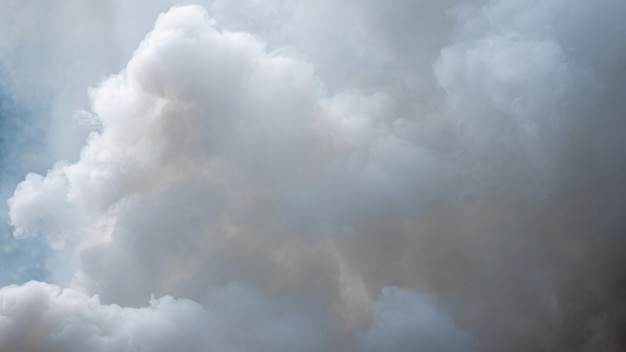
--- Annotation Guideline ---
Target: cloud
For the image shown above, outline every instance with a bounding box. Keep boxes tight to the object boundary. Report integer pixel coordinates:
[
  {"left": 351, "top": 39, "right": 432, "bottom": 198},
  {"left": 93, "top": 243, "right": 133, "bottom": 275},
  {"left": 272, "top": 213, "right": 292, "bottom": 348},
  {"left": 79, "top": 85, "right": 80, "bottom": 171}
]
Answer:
[
  {"left": 360, "top": 287, "right": 474, "bottom": 352},
  {"left": 2, "top": 1, "right": 626, "bottom": 351},
  {"left": 0, "top": 280, "right": 211, "bottom": 352}
]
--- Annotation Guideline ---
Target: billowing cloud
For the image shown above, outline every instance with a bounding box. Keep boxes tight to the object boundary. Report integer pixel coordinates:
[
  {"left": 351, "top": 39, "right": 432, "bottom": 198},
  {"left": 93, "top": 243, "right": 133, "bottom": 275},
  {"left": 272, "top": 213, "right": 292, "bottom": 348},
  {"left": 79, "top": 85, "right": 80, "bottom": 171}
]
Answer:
[
  {"left": 0, "top": 281, "right": 211, "bottom": 352},
  {"left": 2, "top": 1, "right": 626, "bottom": 351}
]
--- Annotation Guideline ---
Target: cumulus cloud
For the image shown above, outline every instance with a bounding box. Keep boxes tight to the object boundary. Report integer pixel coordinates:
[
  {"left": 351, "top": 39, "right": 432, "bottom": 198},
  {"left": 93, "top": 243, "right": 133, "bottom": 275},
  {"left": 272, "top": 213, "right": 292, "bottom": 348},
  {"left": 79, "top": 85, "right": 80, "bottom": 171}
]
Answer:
[
  {"left": 360, "top": 287, "right": 474, "bottom": 352},
  {"left": 5, "top": 5, "right": 473, "bottom": 351},
  {"left": 2, "top": 1, "right": 626, "bottom": 351}
]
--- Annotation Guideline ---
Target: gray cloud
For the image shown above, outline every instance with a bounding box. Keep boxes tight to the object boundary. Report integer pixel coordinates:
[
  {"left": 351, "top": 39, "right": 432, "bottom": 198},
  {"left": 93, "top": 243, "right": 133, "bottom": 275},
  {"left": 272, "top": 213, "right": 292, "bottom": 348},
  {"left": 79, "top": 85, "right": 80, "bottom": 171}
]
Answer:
[{"left": 2, "top": 1, "right": 626, "bottom": 351}]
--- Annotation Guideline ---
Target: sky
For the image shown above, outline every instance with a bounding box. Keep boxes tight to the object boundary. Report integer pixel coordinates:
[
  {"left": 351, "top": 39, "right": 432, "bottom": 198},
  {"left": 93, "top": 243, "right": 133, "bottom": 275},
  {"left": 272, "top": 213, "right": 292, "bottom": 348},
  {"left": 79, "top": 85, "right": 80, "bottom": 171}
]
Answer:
[{"left": 0, "top": 0, "right": 626, "bottom": 351}]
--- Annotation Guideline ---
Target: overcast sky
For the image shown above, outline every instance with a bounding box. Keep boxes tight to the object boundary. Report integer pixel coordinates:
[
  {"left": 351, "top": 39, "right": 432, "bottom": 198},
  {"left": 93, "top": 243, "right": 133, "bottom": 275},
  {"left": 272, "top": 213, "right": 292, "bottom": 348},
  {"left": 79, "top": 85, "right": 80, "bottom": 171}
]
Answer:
[{"left": 1, "top": 1, "right": 626, "bottom": 351}]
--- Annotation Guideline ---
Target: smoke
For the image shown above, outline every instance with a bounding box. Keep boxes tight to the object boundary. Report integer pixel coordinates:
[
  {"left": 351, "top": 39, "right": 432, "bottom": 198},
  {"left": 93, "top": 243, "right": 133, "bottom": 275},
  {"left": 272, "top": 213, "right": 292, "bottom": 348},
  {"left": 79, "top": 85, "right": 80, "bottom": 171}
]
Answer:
[{"left": 2, "top": 1, "right": 626, "bottom": 351}]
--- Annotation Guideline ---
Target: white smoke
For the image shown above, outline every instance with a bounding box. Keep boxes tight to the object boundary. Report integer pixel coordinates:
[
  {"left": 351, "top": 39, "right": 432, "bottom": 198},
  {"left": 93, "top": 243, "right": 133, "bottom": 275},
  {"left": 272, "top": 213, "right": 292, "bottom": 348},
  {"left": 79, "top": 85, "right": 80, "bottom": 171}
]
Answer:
[{"left": 2, "top": 1, "right": 626, "bottom": 351}]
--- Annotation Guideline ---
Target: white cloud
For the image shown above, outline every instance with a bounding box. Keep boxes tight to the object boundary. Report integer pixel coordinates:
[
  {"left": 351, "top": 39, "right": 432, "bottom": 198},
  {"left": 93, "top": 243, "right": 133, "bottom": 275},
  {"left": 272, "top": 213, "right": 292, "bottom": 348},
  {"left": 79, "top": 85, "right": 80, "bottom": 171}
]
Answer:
[
  {"left": 0, "top": 281, "right": 211, "bottom": 352},
  {"left": 2, "top": 1, "right": 626, "bottom": 351}
]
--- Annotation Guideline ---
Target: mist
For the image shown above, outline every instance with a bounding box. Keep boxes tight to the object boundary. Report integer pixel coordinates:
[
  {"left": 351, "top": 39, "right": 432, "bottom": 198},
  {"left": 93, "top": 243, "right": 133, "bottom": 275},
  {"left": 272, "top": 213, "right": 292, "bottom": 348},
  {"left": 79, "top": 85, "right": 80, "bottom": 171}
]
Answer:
[{"left": 1, "top": 1, "right": 626, "bottom": 351}]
